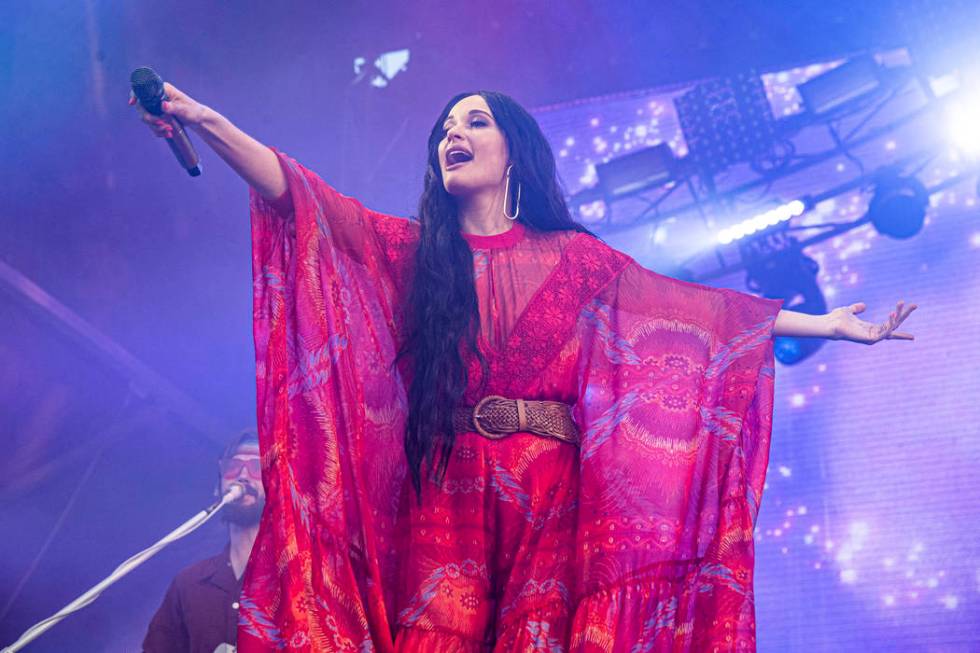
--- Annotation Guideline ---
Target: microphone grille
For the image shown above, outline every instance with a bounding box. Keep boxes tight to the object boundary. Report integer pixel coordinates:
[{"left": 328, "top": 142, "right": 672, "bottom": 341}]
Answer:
[{"left": 130, "top": 67, "right": 165, "bottom": 115}]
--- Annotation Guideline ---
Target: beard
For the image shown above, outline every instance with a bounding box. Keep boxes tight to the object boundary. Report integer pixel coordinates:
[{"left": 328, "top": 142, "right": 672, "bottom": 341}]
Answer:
[{"left": 221, "top": 485, "right": 265, "bottom": 526}]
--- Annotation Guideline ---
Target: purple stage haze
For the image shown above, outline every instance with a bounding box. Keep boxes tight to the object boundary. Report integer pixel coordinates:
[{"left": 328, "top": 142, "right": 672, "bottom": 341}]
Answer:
[{"left": 1, "top": 3, "right": 977, "bottom": 651}]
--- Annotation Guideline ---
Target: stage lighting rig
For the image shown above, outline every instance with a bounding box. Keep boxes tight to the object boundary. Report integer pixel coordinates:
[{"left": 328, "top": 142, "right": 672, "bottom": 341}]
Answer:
[
  {"left": 740, "top": 231, "right": 827, "bottom": 366},
  {"left": 674, "top": 72, "right": 777, "bottom": 181},
  {"left": 797, "top": 55, "right": 885, "bottom": 118},
  {"left": 716, "top": 199, "right": 807, "bottom": 245},
  {"left": 595, "top": 143, "right": 677, "bottom": 200},
  {"left": 867, "top": 167, "right": 929, "bottom": 240}
]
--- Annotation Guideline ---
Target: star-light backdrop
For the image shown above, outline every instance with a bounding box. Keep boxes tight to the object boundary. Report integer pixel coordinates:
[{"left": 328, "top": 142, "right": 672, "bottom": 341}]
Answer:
[{"left": 536, "top": 57, "right": 980, "bottom": 652}]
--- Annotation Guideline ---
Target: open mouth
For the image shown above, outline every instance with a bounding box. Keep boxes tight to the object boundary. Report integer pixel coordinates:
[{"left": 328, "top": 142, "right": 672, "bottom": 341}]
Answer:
[{"left": 445, "top": 147, "right": 473, "bottom": 168}]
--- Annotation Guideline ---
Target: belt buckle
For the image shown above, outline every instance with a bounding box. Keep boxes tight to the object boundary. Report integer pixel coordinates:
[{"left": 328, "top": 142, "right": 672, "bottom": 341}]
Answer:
[{"left": 472, "top": 394, "right": 508, "bottom": 440}]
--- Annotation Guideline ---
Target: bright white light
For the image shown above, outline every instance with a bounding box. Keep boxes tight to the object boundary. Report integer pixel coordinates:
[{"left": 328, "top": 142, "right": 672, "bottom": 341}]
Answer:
[
  {"left": 946, "top": 91, "right": 980, "bottom": 158},
  {"left": 850, "top": 522, "right": 870, "bottom": 539},
  {"left": 355, "top": 49, "right": 411, "bottom": 88},
  {"left": 375, "top": 50, "right": 410, "bottom": 78},
  {"left": 716, "top": 200, "right": 807, "bottom": 244},
  {"left": 940, "top": 594, "right": 959, "bottom": 610},
  {"left": 930, "top": 72, "right": 960, "bottom": 97}
]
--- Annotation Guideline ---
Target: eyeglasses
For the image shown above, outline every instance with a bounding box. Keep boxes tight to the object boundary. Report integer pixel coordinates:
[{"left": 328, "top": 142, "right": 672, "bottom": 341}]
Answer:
[{"left": 219, "top": 457, "right": 262, "bottom": 480}]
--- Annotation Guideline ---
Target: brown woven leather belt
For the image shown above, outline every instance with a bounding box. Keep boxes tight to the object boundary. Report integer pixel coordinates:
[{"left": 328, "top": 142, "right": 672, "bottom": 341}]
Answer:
[{"left": 452, "top": 395, "right": 579, "bottom": 445}]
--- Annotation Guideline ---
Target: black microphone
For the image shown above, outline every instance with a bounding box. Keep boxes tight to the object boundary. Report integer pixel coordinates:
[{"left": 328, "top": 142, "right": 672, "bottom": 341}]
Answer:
[{"left": 130, "top": 67, "right": 202, "bottom": 177}]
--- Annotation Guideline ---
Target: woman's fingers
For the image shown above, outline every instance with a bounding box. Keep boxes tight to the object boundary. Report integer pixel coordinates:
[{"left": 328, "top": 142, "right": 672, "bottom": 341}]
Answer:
[
  {"left": 882, "top": 301, "right": 917, "bottom": 341},
  {"left": 162, "top": 81, "right": 180, "bottom": 100},
  {"left": 888, "top": 331, "right": 915, "bottom": 341},
  {"left": 142, "top": 110, "right": 173, "bottom": 137},
  {"left": 157, "top": 81, "right": 204, "bottom": 124},
  {"left": 130, "top": 79, "right": 206, "bottom": 131},
  {"left": 141, "top": 111, "right": 174, "bottom": 138},
  {"left": 129, "top": 89, "right": 176, "bottom": 138},
  {"left": 834, "top": 300, "right": 918, "bottom": 344},
  {"left": 893, "top": 303, "right": 917, "bottom": 328}
]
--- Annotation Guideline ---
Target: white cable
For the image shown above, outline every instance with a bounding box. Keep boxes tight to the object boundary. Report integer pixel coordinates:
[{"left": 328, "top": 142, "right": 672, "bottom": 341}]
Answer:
[{"left": 1, "top": 484, "right": 245, "bottom": 653}]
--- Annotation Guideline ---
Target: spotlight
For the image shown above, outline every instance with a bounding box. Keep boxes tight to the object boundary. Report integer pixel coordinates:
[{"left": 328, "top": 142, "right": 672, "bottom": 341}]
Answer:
[
  {"left": 945, "top": 88, "right": 980, "bottom": 158},
  {"left": 595, "top": 143, "right": 676, "bottom": 199},
  {"left": 867, "top": 169, "right": 929, "bottom": 239},
  {"left": 675, "top": 72, "right": 777, "bottom": 176},
  {"left": 797, "top": 55, "right": 883, "bottom": 117},
  {"left": 741, "top": 233, "right": 827, "bottom": 366}
]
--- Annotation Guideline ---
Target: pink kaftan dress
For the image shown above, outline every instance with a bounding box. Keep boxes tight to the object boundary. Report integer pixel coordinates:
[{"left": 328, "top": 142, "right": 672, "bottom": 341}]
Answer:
[{"left": 238, "top": 151, "right": 783, "bottom": 653}]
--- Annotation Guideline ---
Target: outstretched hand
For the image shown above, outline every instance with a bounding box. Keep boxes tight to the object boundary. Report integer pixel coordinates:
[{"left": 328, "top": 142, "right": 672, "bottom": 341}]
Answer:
[
  {"left": 129, "top": 81, "right": 208, "bottom": 138},
  {"left": 828, "top": 300, "right": 917, "bottom": 344}
]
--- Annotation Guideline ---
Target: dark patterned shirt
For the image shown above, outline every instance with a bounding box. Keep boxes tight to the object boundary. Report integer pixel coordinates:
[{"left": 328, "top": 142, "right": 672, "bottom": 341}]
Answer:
[{"left": 143, "top": 548, "right": 242, "bottom": 653}]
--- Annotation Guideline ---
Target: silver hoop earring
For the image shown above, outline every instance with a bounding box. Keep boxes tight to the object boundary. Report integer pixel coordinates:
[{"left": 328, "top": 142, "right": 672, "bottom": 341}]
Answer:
[{"left": 504, "top": 164, "right": 521, "bottom": 221}]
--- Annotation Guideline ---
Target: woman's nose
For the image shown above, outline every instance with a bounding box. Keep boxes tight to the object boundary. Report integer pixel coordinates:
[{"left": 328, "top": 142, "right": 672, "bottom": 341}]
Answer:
[{"left": 445, "top": 123, "right": 464, "bottom": 141}]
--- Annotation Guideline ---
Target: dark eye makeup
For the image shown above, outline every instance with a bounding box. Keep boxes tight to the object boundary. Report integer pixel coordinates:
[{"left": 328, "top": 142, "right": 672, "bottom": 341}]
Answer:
[{"left": 442, "top": 111, "right": 493, "bottom": 134}]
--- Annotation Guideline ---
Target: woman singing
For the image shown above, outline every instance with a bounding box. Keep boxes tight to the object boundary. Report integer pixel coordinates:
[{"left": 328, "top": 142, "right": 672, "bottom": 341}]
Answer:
[{"left": 133, "top": 84, "right": 915, "bottom": 652}]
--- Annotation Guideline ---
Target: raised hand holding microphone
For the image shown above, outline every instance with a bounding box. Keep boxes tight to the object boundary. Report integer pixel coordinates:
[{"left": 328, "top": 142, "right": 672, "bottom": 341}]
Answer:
[
  {"left": 130, "top": 68, "right": 205, "bottom": 176},
  {"left": 129, "top": 69, "right": 287, "bottom": 198}
]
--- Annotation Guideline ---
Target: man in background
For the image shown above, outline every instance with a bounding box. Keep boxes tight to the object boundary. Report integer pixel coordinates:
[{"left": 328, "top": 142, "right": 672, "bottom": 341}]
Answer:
[{"left": 143, "top": 429, "right": 264, "bottom": 653}]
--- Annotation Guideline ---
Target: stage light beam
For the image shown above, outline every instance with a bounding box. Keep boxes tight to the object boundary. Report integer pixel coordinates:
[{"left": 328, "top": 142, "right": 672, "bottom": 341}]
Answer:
[{"left": 717, "top": 200, "right": 806, "bottom": 245}]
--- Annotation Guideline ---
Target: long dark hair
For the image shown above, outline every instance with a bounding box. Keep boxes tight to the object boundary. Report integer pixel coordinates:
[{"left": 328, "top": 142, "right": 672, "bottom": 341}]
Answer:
[{"left": 400, "top": 91, "right": 591, "bottom": 497}]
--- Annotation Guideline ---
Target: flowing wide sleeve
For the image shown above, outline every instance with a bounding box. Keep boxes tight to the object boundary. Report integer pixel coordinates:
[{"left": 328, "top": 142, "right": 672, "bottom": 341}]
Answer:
[
  {"left": 239, "top": 150, "right": 417, "bottom": 653},
  {"left": 570, "top": 260, "right": 783, "bottom": 651}
]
